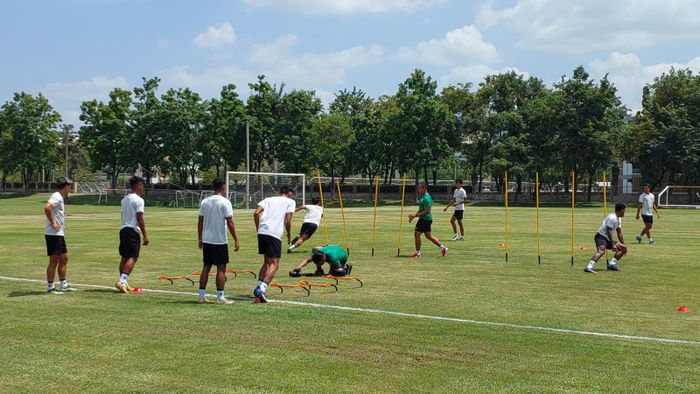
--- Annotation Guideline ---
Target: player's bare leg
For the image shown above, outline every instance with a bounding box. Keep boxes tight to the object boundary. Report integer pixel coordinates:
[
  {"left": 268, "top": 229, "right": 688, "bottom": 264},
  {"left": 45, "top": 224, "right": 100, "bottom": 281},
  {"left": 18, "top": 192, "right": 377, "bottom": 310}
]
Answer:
[
  {"left": 116, "top": 257, "right": 138, "bottom": 293},
  {"left": 411, "top": 231, "right": 422, "bottom": 257},
  {"left": 585, "top": 244, "right": 607, "bottom": 273},
  {"left": 46, "top": 255, "right": 61, "bottom": 293},
  {"left": 425, "top": 231, "right": 447, "bottom": 256},
  {"left": 607, "top": 243, "right": 626, "bottom": 271},
  {"left": 254, "top": 256, "right": 280, "bottom": 303},
  {"left": 458, "top": 219, "right": 465, "bottom": 239}
]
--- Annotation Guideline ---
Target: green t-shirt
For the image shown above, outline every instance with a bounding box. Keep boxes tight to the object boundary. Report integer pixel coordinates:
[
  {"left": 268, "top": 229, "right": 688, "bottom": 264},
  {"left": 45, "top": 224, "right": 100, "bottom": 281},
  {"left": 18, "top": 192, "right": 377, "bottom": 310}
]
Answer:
[
  {"left": 317, "top": 245, "right": 348, "bottom": 269},
  {"left": 418, "top": 193, "right": 433, "bottom": 221}
]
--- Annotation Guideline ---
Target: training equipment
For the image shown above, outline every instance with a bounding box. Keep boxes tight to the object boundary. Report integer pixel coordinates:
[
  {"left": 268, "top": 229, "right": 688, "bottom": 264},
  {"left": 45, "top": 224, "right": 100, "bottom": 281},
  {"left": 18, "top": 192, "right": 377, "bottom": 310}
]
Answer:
[
  {"left": 157, "top": 275, "right": 195, "bottom": 285},
  {"left": 504, "top": 171, "right": 509, "bottom": 262},
  {"left": 316, "top": 171, "right": 330, "bottom": 245},
  {"left": 225, "top": 171, "right": 306, "bottom": 209},
  {"left": 397, "top": 174, "right": 407, "bottom": 257},
  {"left": 371, "top": 176, "right": 379, "bottom": 256},
  {"left": 132, "top": 287, "right": 143, "bottom": 293},
  {"left": 115, "top": 282, "right": 128, "bottom": 293},
  {"left": 536, "top": 172, "right": 541, "bottom": 264},
  {"left": 570, "top": 171, "right": 575, "bottom": 266},
  {"left": 336, "top": 181, "right": 350, "bottom": 254},
  {"left": 677, "top": 306, "right": 689, "bottom": 313},
  {"left": 658, "top": 185, "right": 700, "bottom": 209}
]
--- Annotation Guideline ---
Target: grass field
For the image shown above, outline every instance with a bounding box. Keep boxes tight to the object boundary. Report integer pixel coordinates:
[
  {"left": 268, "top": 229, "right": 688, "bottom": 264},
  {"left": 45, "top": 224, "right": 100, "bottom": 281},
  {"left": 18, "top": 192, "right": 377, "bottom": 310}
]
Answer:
[{"left": 1, "top": 194, "right": 699, "bottom": 393}]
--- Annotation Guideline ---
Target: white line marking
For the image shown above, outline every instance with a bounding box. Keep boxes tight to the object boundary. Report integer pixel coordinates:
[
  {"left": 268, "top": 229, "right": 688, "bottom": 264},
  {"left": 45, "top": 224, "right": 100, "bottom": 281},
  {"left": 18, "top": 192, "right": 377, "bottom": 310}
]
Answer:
[{"left": 2, "top": 275, "right": 698, "bottom": 346}]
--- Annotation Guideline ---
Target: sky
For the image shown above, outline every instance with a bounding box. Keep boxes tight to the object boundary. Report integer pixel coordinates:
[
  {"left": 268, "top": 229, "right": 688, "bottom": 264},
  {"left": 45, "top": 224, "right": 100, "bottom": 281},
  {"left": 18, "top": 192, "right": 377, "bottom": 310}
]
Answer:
[{"left": 2, "top": 0, "right": 700, "bottom": 125}]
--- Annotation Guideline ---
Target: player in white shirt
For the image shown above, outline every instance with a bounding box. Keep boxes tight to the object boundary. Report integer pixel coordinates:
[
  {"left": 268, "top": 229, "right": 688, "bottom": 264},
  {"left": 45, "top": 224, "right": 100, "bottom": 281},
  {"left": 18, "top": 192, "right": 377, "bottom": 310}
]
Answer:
[
  {"left": 197, "top": 179, "right": 239, "bottom": 304},
  {"left": 287, "top": 197, "right": 323, "bottom": 253},
  {"left": 585, "top": 203, "right": 627, "bottom": 273},
  {"left": 635, "top": 184, "right": 660, "bottom": 245},
  {"left": 443, "top": 179, "right": 467, "bottom": 241},
  {"left": 43, "top": 177, "right": 75, "bottom": 294},
  {"left": 252, "top": 186, "right": 296, "bottom": 303},
  {"left": 115, "top": 177, "right": 149, "bottom": 293}
]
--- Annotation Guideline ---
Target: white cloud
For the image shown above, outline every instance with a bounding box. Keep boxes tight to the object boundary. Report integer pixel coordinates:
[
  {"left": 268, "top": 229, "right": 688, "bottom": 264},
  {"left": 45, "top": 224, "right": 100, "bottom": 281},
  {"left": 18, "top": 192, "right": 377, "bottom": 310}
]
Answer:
[
  {"left": 242, "top": 0, "right": 444, "bottom": 14},
  {"left": 43, "top": 75, "right": 130, "bottom": 125},
  {"left": 193, "top": 23, "right": 237, "bottom": 48},
  {"left": 589, "top": 52, "right": 700, "bottom": 111},
  {"left": 397, "top": 24, "right": 498, "bottom": 65},
  {"left": 477, "top": 0, "right": 700, "bottom": 52},
  {"left": 160, "top": 65, "right": 254, "bottom": 98},
  {"left": 440, "top": 65, "right": 530, "bottom": 87}
]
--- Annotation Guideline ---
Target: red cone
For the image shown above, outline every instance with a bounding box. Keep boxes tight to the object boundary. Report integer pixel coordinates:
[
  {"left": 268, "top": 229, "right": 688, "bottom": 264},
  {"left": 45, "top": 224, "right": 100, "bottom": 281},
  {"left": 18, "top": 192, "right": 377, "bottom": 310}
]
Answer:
[
  {"left": 677, "top": 306, "right": 689, "bottom": 313},
  {"left": 132, "top": 287, "right": 143, "bottom": 293}
]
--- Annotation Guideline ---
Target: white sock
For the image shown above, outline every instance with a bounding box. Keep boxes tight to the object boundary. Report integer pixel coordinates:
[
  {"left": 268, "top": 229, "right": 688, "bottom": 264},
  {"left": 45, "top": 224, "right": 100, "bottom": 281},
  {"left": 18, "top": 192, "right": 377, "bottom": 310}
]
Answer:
[
  {"left": 216, "top": 290, "right": 224, "bottom": 300},
  {"left": 288, "top": 244, "right": 296, "bottom": 250},
  {"left": 256, "top": 280, "right": 269, "bottom": 294},
  {"left": 453, "top": 233, "right": 458, "bottom": 237},
  {"left": 609, "top": 258, "right": 618, "bottom": 266},
  {"left": 48, "top": 282, "right": 55, "bottom": 291},
  {"left": 649, "top": 237, "right": 653, "bottom": 242},
  {"left": 415, "top": 250, "right": 421, "bottom": 255},
  {"left": 439, "top": 244, "right": 445, "bottom": 250},
  {"left": 119, "top": 273, "right": 129, "bottom": 285},
  {"left": 587, "top": 260, "right": 596, "bottom": 269},
  {"left": 60, "top": 280, "right": 68, "bottom": 289},
  {"left": 198, "top": 288, "right": 206, "bottom": 298}
]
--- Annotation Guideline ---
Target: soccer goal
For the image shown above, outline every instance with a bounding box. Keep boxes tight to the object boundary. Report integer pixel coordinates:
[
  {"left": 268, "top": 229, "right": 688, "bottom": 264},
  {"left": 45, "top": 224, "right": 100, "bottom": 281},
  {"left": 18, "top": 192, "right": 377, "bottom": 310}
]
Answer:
[
  {"left": 657, "top": 185, "right": 700, "bottom": 209},
  {"left": 226, "top": 171, "right": 306, "bottom": 209}
]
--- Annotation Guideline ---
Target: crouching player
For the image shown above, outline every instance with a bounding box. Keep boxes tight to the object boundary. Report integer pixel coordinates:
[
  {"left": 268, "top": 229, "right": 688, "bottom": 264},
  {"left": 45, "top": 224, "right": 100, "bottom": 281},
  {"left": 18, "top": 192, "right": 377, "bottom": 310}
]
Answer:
[
  {"left": 287, "top": 197, "right": 323, "bottom": 253},
  {"left": 289, "top": 244, "right": 352, "bottom": 277},
  {"left": 585, "top": 203, "right": 627, "bottom": 274}
]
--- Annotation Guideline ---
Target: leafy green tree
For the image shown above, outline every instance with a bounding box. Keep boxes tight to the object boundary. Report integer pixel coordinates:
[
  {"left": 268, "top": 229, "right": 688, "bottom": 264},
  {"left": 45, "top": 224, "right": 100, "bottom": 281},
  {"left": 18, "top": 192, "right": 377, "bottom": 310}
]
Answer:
[
  {"left": 309, "top": 112, "right": 355, "bottom": 186},
  {"left": 80, "top": 88, "right": 133, "bottom": 189},
  {"left": 130, "top": 77, "right": 164, "bottom": 184},
  {"left": 1, "top": 92, "right": 62, "bottom": 190},
  {"left": 272, "top": 89, "right": 323, "bottom": 174},
  {"left": 632, "top": 68, "right": 700, "bottom": 190},
  {"left": 205, "top": 84, "right": 247, "bottom": 178},
  {"left": 330, "top": 87, "right": 374, "bottom": 182},
  {"left": 246, "top": 75, "right": 283, "bottom": 172}
]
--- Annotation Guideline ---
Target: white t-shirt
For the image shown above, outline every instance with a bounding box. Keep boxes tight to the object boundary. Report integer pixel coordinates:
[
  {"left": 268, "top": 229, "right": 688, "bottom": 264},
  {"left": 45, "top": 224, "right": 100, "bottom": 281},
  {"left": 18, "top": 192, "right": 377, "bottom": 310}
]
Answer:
[
  {"left": 199, "top": 194, "right": 234, "bottom": 245},
  {"left": 303, "top": 205, "right": 323, "bottom": 225},
  {"left": 257, "top": 196, "right": 296, "bottom": 240},
  {"left": 639, "top": 193, "right": 655, "bottom": 216},
  {"left": 597, "top": 213, "right": 621, "bottom": 240},
  {"left": 121, "top": 193, "right": 145, "bottom": 233},
  {"left": 453, "top": 187, "right": 467, "bottom": 211},
  {"left": 45, "top": 192, "right": 65, "bottom": 236}
]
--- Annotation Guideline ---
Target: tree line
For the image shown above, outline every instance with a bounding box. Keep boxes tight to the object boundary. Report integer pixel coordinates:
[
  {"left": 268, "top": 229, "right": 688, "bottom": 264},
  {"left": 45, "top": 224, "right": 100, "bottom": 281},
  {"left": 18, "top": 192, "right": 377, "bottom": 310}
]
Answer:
[{"left": 1, "top": 66, "right": 699, "bottom": 200}]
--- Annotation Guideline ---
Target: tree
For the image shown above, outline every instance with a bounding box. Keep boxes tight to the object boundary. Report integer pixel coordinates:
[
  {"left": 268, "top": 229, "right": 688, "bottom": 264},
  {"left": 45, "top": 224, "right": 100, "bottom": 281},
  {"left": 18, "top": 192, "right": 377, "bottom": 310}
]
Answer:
[
  {"left": 130, "top": 77, "right": 164, "bottom": 184},
  {"left": 246, "top": 75, "right": 283, "bottom": 172},
  {"left": 1, "top": 92, "right": 62, "bottom": 190},
  {"left": 204, "top": 84, "right": 247, "bottom": 178},
  {"left": 330, "top": 87, "right": 374, "bottom": 182},
  {"left": 631, "top": 68, "right": 700, "bottom": 190},
  {"left": 309, "top": 112, "right": 355, "bottom": 186},
  {"left": 80, "top": 88, "right": 133, "bottom": 189},
  {"left": 272, "top": 89, "right": 323, "bottom": 174}
]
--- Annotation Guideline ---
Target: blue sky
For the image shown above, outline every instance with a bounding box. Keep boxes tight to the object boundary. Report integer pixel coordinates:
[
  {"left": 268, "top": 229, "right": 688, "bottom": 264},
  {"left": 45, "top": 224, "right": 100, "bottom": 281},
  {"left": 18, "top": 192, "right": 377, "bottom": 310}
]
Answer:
[{"left": 2, "top": 0, "right": 699, "bottom": 125}]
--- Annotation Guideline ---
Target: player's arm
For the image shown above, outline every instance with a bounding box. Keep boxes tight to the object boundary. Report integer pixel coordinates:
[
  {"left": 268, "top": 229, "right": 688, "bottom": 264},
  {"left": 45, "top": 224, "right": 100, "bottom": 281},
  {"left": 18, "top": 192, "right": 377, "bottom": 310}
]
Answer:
[
  {"left": 253, "top": 206, "right": 264, "bottom": 230},
  {"left": 606, "top": 226, "right": 614, "bottom": 244},
  {"left": 653, "top": 201, "right": 660, "bottom": 218},
  {"left": 284, "top": 212, "right": 293, "bottom": 244},
  {"left": 295, "top": 206, "right": 307, "bottom": 213},
  {"left": 636, "top": 201, "right": 642, "bottom": 219},
  {"left": 226, "top": 217, "right": 239, "bottom": 251},
  {"left": 293, "top": 256, "right": 313, "bottom": 272},
  {"left": 444, "top": 199, "right": 455, "bottom": 211},
  {"left": 43, "top": 201, "right": 60, "bottom": 231},
  {"left": 136, "top": 212, "right": 149, "bottom": 245},
  {"left": 616, "top": 227, "right": 625, "bottom": 245},
  {"left": 197, "top": 216, "right": 204, "bottom": 249}
]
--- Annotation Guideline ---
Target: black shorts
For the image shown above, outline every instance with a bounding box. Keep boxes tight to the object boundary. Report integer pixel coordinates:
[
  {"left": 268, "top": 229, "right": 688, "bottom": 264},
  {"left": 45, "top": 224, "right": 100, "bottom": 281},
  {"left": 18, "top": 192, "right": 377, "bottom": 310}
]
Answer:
[
  {"left": 452, "top": 210, "right": 464, "bottom": 220},
  {"left": 45, "top": 235, "right": 67, "bottom": 256},
  {"left": 642, "top": 215, "right": 653, "bottom": 225},
  {"left": 119, "top": 227, "right": 141, "bottom": 258},
  {"left": 299, "top": 222, "right": 318, "bottom": 237},
  {"left": 258, "top": 234, "right": 282, "bottom": 258},
  {"left": 415, "top": 218, "right": 432, "bottom": 233},
  {"left": 202, "top": 243, "right": 229, "bottom": 266},
  {"left": 594, "top": 233, "right": 614, "bottom": 250}
]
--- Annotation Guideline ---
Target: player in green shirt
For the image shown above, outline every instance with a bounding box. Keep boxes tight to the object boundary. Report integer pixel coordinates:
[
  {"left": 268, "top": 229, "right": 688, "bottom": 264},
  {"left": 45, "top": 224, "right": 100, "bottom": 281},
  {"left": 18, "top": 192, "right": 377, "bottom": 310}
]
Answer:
[
  {"left": 289, "top": 244, "right": 353, "bottom": 277},
  {"left": 408, "top": 182, "right": 447, "bottom": 258}
]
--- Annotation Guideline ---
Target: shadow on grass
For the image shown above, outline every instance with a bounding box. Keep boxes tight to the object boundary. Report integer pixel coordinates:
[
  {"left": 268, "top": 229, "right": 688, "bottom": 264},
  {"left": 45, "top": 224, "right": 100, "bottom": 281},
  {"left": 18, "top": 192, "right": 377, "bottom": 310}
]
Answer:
[
  {"left": 0, "top": 192, "right": 36, "bottom": 200},
  {"left": 7, "top": 290, "right": 47, "bottom": 297}
]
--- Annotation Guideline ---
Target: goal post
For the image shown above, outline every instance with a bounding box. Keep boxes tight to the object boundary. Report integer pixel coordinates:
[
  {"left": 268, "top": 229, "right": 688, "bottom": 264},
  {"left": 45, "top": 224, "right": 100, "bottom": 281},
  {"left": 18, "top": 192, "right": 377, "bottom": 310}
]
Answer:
[
  {"left": 225, "top": 171, "right": 306, "bottom": 208},
  {"left": 657, "top": 185, "right": 700, "bottom": 209}
]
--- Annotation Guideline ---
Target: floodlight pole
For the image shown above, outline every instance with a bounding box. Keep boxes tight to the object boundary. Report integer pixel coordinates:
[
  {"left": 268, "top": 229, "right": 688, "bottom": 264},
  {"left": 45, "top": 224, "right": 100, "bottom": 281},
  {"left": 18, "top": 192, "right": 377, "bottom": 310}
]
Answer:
[
  {"left": 246, "top": 121, "right": 250, "bottom": 209},
  {"left": 64, "top": 126, "right": 69, "bottom": 179}
]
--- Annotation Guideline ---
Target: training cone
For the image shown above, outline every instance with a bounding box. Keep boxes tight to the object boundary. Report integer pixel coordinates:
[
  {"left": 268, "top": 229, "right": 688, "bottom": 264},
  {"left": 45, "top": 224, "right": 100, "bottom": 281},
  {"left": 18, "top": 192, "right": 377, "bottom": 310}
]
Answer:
[
  {"left": 132, "top": 287, "right": 143, "bottom": 293},
  {"left": 579, "top": 246, "right": 587, "bottom": 251},
  {"left": 677, "top": 306, "right": 689, "bottom": 313},
  {"left": 498, "top": 242, "right": 505, "bottom": 248}
]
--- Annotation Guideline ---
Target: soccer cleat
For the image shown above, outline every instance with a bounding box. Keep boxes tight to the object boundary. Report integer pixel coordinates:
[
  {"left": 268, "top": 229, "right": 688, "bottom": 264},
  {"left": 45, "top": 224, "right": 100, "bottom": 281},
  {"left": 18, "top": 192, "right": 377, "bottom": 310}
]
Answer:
[
  {"left": 60, "top": 285, "right": 77, "bottom": 292},
  {"left": 198, "top": 297, "right": 209, "bottom": 304},
  {"left": 287, "top": 247, "right": 292, "bottom": 254},
  {"left": 409, "top": 253, "right": 421, "bottom": 258},
  {"left": 649, "top": 240, "right": 656, "bottom": 245},
  {"left": 290, "top": 235, "right": 300, "bottom": 245},
  {"left": 584, "top": 267, "right": 597, "bottom": 274},
  {"left": 47, "top": 288, "right": 64, "bottom": 295},
  {"left": 115, "top": 282, "right": 129, "bottom": 293},
  {"left": 124, "top": 284, "right": 135, "bottom": 292},
  {"left": 607, "top": 264, "right": 621, "bottom": 271},
  {"left": 253, "top": 287, "right": 268, "bottom": 304},
  {"left": 217, "top": 297, "right": 234, "bottom": 305},
  {"left": 452, "top": 235, "right": 459, "bottom": 241},
  {"left": 442, "top": 247, "right": 448, "bottom": 257},
  {"left": 289, "top": 269, "right": 302, "bottom": 278},
  {"left": 459, "top": 236, "right": 465, "bottom": 241},
  {"left": 636, "top": 235, "right": 642, "bottom": 244}
]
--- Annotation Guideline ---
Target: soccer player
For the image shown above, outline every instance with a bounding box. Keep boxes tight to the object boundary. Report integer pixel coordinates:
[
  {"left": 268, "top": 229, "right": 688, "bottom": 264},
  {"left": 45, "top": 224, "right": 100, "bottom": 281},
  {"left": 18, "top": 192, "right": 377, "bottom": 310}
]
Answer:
[
  {"left": 289, "top": 244, "right": 352, "bottom": 277},
  {"left": 43, "top": 177, "right": 75, "bottom": 294},
  {"left": 443, "top": 179, "right": 467, "bottom": 241},
  {"left": 115, "top": 176, "right": 149, "bottom": 293},
  {"left": 408, "top": 182, "right": 447, "bottom": 258},
  {"left": 287, "top": 197, "right": 323, "bottom": 253},
  {"left": 252, "top": 185, "right": 296, "bottom": 303},
  {"left": 197, "top": 179, "right": 239, "bottom": 305},
  {"left": 585, "top": 203, "right": 627, "bottom": 273},
  {"left": 635, "top": 184, "right": 660, "bottom": 245}
]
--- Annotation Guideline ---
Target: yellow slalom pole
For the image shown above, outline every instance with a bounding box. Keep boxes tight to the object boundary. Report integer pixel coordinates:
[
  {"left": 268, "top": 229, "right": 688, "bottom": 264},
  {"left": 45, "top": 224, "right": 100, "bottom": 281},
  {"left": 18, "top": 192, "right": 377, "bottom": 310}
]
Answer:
[
  {"left": 371, "top": 176, "right": 379, "bottom": 256},
  {"left": 397, "top": 174, "right": 407, "bottom": 257},
  {"left": 316, "top": 171, "right": 329, "bottom": 245},
  {"left": 571, "top": 171, "right": 575, "bottom": 266},
  {"left": 336, "top": 181, "right": 350, "bottom": 254},
  {"left": 603, "top": 171, "right": 609, "bottom": 264},
  {"left": 505, "top": 170, "right": 509, "bottom": 262},
  {"left": 536, "top": 172, "right": 541, "bottom": 265}
]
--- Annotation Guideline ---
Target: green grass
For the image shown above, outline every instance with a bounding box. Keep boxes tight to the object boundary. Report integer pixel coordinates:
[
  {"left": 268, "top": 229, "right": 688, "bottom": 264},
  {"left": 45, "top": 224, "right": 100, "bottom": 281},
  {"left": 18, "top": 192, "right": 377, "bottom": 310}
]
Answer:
[{"left": 1, "top": 194, "right": 698, "bottom": 393}]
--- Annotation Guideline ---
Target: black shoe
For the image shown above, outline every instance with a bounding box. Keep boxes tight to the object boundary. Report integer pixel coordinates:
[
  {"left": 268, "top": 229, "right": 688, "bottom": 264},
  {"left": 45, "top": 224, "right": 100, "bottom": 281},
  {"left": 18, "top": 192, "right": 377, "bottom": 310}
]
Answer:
[
  {"left": 343, "top": 263, "right": 353, "bottom": 276},
  {"left": 607, "top": 264, "right": 621, "bottom": 271},
  {"left": 289, "top": 270, "right": 302, "bottom": 278}
]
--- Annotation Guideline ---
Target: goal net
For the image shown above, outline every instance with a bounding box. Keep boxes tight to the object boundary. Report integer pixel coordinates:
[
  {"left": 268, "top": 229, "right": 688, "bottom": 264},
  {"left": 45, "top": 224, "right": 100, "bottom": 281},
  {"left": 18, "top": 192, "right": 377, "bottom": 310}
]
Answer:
[
  {"left": 657, "top": 185, "right": 700, "bottom": 209},
  {"left": 226, "top": 172, "right": 306, "bottom": 209}
]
